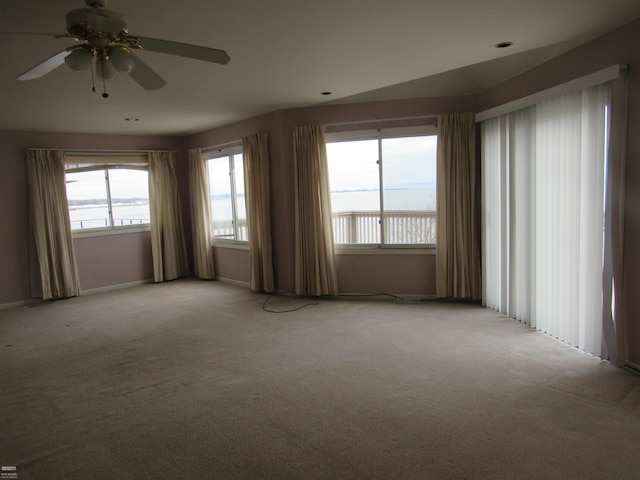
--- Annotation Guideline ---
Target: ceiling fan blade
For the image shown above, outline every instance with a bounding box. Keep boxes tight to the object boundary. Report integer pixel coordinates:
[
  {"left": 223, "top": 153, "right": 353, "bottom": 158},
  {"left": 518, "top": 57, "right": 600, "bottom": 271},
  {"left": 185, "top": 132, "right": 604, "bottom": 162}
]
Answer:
[
  {"left": 17, "top": 49, "right": 69, "bottom": 80},
  {"left": 139, "top": 37, "right": 230, "bottom": 65},
  {"left": 128, "top": 52, "right": 167, "bottom": 90}
]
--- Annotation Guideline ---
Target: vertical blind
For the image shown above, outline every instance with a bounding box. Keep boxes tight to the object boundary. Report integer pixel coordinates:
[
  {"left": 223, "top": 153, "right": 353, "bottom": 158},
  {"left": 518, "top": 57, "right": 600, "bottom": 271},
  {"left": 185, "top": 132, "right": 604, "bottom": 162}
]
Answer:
[{"left": 481, "top": 83, "right": 612, "bottom": 357}]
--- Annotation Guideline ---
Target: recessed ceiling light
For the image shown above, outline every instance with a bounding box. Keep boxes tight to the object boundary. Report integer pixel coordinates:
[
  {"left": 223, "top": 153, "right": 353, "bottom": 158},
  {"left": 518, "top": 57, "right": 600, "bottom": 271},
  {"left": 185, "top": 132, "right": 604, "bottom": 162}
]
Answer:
[{"left": 495, "top": 41, "right": 513, "bottom": 49}]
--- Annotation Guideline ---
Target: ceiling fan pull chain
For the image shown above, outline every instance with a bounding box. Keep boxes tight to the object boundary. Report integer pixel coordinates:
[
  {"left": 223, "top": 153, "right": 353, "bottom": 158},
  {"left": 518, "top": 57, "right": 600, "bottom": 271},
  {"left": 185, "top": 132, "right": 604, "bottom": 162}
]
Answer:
[
  {"left": 90, "top": 57, "right": 96, "bottom": 93},
  {"left": 100, "top": 57, "right": 109, "bottom": 98}
]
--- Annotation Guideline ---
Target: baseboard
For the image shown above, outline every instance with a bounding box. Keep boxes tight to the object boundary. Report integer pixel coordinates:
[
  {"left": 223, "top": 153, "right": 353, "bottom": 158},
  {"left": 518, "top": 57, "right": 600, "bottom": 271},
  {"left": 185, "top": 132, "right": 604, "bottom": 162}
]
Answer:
[
  {"left": 0, "top": 298, "right": 41, "bottom": 310},
  {"left": 81, "top": 279, "right": 154, "bottom": 296},
  {"left": 216, "top": 277, "right": 251, "bottom": 289},
  {"left": 624, "top": 360, "right": 640, "bottom": 374},
  {"left": 338, "top": 292, "right": 438, "bottom": 302}
]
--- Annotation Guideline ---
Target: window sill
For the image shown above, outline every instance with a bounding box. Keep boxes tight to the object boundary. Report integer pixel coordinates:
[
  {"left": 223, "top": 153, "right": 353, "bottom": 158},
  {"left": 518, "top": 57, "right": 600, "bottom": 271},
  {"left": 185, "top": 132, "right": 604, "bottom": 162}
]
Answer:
[
  {"left": 212, "top": 239, "right": 249, "bottom": 251},
  {"left": 335, "top": 245, "right": 436, "bottom": 255},
  {"left": 72, "top": 225, "right": 151, "bottom": 238}
]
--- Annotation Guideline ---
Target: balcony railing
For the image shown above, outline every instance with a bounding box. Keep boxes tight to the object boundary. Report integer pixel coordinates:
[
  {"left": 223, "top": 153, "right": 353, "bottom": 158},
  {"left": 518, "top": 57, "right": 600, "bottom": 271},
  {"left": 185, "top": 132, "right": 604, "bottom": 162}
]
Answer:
[
  {"left": 212, "top": 222, "right": 249, "bottom": 241},
  {"left": 71, "top": 218, "right": 150, "bottom": 230},
  {"left": 333, "top": 210, "right": 436, "bottom": 244},
  {"left": 211, "top": 210, "right": 436, "bottom": 245}
]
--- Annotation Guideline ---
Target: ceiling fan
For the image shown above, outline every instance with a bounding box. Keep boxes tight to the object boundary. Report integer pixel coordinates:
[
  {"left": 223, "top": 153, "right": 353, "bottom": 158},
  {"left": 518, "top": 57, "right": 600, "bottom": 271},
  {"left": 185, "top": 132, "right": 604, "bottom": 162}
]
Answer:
[{"left": 16, "top": 0, "right": 230, "bottom": 97}]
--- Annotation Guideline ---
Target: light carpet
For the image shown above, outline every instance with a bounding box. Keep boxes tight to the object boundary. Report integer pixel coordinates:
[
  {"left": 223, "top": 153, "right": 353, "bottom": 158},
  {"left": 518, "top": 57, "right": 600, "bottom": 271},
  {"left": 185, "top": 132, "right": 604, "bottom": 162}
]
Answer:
[{"left": 1, "top": 279, "right": 639, "bottom": 479}]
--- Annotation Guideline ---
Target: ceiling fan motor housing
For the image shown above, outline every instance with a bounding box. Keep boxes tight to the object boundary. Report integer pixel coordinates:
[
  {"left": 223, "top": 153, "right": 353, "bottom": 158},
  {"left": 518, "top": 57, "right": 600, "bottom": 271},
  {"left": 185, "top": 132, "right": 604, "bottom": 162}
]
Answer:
[
  {"left": 85, "top": 0, "right": 108, "bottom": 7},
  {"left": 66, "top": 7, "right": 127, "bottom": 37}
]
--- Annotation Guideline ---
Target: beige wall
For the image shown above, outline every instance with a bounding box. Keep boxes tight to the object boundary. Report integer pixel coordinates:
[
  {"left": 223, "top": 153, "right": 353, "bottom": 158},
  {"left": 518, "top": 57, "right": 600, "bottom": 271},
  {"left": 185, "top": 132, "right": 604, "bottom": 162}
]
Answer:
[{"left": 73, "top": 232, "right": 153, "bottom": 292}]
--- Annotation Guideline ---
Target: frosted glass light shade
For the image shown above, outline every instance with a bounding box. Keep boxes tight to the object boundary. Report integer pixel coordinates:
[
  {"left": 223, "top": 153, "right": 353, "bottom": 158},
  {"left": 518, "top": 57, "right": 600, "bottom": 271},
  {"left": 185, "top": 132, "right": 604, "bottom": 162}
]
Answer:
[
  {"left": 109, "top": 47, "right": 136, "bottom": 74},
  {"left": 65, "top": 46, "right": 93, "bottom": 72}
]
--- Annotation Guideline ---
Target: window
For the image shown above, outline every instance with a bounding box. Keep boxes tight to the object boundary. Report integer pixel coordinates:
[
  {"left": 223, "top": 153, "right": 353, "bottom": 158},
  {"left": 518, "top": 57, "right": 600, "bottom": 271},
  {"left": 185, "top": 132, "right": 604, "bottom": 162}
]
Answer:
[
  {"left": 326, "top": 126, "right": 437, "bottom": 246},
  {"left": 205, "top": 145, "right": 247, "bottom": 242},
  {"left": 65, "top": 155, "right": 150, "bottom": 232}
]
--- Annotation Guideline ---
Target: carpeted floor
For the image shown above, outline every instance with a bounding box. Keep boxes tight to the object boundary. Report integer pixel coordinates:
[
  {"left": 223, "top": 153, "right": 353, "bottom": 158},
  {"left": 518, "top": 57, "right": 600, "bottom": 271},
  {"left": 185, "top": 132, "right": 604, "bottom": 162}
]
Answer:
[{"left": 1, "top": 279, "right": 639, "bottom": 479}]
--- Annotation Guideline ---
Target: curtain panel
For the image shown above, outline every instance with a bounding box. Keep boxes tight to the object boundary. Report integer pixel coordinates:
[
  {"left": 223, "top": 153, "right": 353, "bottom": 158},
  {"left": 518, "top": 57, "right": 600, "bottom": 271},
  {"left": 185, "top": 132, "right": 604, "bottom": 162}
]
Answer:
[
  {"left": 148, "top": 151, "right": 189, "bottom": 282},
  {"left": 243, "top": 133, "right": 275, "bottom": 293},
  {"left": 25, "top": 149, "right": 81, "bottom": 300},
  {"left": 435, "top": 113, "right": 482, "bottom": 300},
  {"left": 292, "top": 125, "right": 338, "bottom": 296},
  {"left": 188, "top": 148, "right": 216, "bottom": 280}
]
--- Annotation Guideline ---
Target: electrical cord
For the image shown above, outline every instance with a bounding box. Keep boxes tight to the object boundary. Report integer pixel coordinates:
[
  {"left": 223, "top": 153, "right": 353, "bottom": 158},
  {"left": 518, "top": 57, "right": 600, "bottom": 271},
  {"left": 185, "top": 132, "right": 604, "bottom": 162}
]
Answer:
[
  {"left": 338, "top": 292, "right": 402, "bottom": 300},
  {"left": 262, "top": 293, "right": 319, "bottom": 313},
  {"left": 261, "top": 291, "right": 426, "bottom": 313}
]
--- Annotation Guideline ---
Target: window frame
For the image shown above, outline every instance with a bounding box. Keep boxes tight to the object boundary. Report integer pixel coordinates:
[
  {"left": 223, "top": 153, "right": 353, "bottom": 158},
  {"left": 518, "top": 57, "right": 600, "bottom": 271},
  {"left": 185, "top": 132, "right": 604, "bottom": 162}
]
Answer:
[
  {"left": 203, "top": 143, "right": 248, "bottom": 246},
  {"left": 65, "top": 153, "right": 150, "bottom": 237},
  {"left": 325, "top": 125, "right": 438, "bottom": 251}
]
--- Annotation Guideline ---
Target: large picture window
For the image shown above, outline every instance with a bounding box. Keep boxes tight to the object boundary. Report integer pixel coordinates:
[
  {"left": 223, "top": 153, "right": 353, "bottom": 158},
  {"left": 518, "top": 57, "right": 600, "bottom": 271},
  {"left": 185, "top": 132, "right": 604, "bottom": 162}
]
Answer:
[
  {"left": 326, "top": 126, "right": 437, "bottom": 246},
  {"left": 205, "top": 145, "right": 247, "bottom": 242},
  {"left": 65, "top": 155, "right": 150, "bottom": 231}
]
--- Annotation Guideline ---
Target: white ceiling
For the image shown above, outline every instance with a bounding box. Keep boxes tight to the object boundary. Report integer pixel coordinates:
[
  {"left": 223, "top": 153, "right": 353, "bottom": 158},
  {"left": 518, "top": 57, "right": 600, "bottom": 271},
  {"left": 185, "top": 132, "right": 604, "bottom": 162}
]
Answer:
[{"left": 1, "top": 0, "right": 639, "bottom": 136}]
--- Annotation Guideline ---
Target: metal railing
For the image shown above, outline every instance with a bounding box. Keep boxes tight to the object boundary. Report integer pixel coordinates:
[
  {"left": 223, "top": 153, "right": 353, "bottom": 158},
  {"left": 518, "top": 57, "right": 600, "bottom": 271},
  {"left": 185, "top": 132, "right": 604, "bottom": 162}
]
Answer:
[{"left": 71, "top": 218, "right": 150, "bottom": 230}]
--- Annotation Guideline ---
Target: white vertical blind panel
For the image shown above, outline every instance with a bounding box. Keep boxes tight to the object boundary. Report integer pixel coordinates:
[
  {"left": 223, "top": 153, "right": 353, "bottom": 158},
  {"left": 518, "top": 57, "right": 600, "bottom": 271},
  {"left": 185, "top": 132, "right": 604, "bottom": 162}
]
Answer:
[
  {"left": 481, "top": 117, "right": 503, "bottom": 311},
  {"left": 578, "top": 85, "right": 609, "bottom": 354},
  {"left": 535, "top": 92, "right": 582, "bottom": 345},
  {"left": 509, "top": 108, "right": 535, "bottom": 323}
]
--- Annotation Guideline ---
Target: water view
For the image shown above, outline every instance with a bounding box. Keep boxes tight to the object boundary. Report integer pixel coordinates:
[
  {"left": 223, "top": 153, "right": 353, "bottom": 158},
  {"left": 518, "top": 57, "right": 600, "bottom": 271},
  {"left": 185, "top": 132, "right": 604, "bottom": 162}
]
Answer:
[{"left": 69, "top": 202, "right": 150, "bottom": 230}]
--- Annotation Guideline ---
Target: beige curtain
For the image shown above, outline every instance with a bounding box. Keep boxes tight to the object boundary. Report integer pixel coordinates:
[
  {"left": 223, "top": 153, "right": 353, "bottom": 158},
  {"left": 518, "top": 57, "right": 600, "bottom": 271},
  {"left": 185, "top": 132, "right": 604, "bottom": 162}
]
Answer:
[
  {"left": 243, "top": 133, "right": 275, "bottom": 292},
  {"left": 25, "top": 149, "right": 81, "bottom": 300},
  {"left": 435, "top": 113, "right": 482, "bottom": 299},
  {"left": 293, "top": 125, "right": 338, "bottom": 296},
  {"left": 188, "top": 148, "right": 216, "bottom": 280},
  {"left": 148, "top": 151, "right": 189, "bottom": 282}
]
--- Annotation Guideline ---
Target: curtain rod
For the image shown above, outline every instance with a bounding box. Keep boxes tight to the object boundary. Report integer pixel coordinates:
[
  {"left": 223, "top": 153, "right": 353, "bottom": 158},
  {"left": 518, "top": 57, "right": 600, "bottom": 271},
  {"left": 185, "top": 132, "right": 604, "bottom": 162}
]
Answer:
[
  {"left": 201, "top": 140, "right": 242, "bottom": 153},
  {"left": 27, "top": 148, "right": 177, "bottom": 154},
  {"left": 325, "top": 114, "right": 438, "bottom": 128}
]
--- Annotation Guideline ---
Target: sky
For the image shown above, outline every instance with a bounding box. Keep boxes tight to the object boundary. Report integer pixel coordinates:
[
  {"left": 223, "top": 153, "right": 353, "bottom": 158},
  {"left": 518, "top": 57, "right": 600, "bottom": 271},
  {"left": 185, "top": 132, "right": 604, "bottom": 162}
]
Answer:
[
  {"left": 326, "top": 135, "right": 437, "bottom": 192},
  {"left": 66, "top": 168, "right": 149, "bottom": 201}
]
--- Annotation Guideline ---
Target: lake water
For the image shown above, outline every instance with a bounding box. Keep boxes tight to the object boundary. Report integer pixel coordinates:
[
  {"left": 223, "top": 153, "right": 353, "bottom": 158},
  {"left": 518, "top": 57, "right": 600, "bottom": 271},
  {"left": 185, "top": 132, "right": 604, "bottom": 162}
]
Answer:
[
  {"left": 69, "top": 204, "right": 150, "bottom": 230},
  {"left": 331, "top": 188, "right": 436, "bottom": 212}
]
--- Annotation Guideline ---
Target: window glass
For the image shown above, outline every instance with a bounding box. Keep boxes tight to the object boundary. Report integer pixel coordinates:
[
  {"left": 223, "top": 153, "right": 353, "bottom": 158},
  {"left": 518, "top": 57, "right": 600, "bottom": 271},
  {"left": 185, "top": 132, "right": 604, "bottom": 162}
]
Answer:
[
  {"left": 326, "top": 130, "right": 437, "bottom": 246},
  {"left": 66, "top": 163, "right": 150, "bottom": 232},
  {"left": 207, "top": 156, "right": 234, "bottom": 239},
  {"left": 381, "top": 136, "right": 437, "bottom": 244},
  {"left": 66, "top": 170, "right": 110, "bottom": 230},
  {"left": 206, "top": 148, "right": 246, "bottom": 242},
  {"left": 109, "top": 169, "right": 150, "bottom": 227},
  {"left": 327, "top": 140, "right": 380, "bottom": 244}
]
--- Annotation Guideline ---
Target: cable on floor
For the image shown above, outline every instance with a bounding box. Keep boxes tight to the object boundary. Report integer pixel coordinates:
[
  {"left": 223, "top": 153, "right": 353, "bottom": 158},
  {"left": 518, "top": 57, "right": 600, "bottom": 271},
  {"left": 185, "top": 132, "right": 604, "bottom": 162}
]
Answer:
[{"left": 262, "top": 293, "right": 319, "bottom": 313}]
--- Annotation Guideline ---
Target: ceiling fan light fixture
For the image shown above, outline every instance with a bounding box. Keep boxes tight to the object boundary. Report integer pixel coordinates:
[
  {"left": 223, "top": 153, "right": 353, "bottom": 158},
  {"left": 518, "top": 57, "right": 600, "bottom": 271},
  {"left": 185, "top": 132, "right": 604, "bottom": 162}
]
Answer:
[
  {"left": 109, "top": 47, "right": 135, "bottom": 74},
  {"left": 65, "top": 46, "right": 93, "bottom": 72}
]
